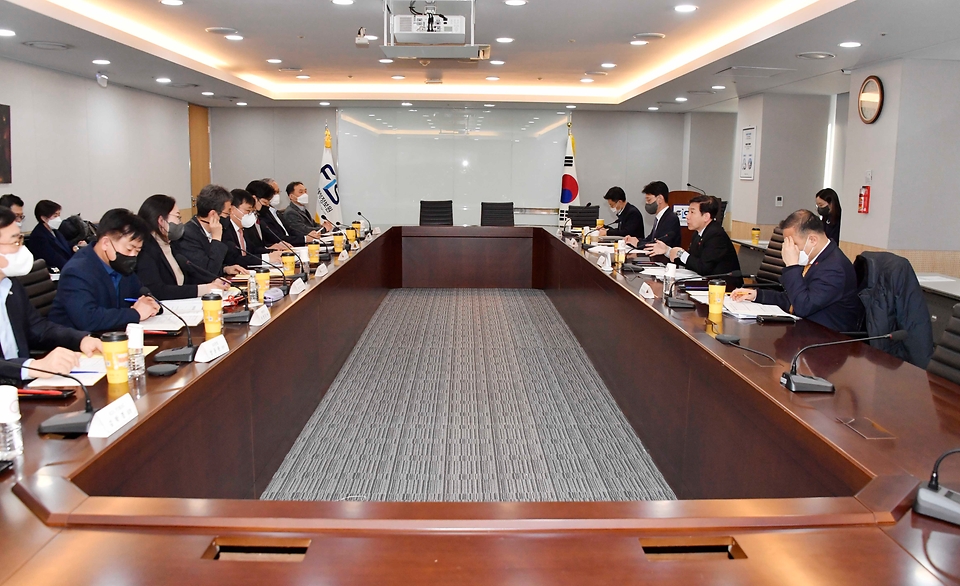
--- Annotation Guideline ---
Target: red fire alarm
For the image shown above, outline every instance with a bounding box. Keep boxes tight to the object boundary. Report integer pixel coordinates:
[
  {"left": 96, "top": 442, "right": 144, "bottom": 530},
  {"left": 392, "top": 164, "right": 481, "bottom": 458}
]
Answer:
[{"left": 858, "top": 186, "right": 871, "bottom": 214}]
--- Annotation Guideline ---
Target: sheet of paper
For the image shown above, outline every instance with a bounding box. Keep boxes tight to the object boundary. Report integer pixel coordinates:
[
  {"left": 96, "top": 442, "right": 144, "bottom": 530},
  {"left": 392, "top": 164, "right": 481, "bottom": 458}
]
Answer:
[
  {"left": 723, "top": 298, "right": 796, "bottom": 320},
  {"left": 642, "top": 267, "right": 699, "bottom": 280},
  {"left": 918, "top": 275, "right": 955, "bottom": 283},
  {"left": 28, "top": 371, "right": 105, "bottom": 388},
  {"left": 140, "top": 312, "right": 201, "bottom": 330},
  {"left": 689, "top": 292, "right": 710, "bottom": 304},
  {"left": 158, "top": 298, "right": 202, "bottom": 314}
]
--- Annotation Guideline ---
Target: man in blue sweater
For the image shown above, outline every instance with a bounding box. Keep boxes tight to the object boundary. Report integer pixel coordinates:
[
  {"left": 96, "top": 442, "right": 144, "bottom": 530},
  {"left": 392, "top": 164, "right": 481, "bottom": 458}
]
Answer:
[{"left": 49, "top": 209, "right": 160, "bottom": 333}]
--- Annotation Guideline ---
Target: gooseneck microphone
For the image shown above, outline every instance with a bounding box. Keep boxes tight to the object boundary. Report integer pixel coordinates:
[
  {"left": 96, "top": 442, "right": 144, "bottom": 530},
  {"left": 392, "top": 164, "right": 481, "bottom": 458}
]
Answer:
[
  {"left": 715, "top": 334, "right": 777, "bottom": 364},
  {"left": 175, "top": 253, "right": 219, "bottom": 283},
  {"left": 781, "top": 330, "right": 909, "bottom": 393},
  {"left": 357, "top": 211, "right": 373, "bottom": 234},
  {"left": 665, "top": 270, "right": 742, "bottom": 309},
  {"left": 143, "top": 287, "right": 199, "bottom": 364},
  {"left": 235, "top": 248, "right": 292, "bottom": 295},
  {"left": 2, "top": 359, "right": 96, "bottom": 435},
  {"left": 687, "top": 183, "right": 707, "bottom": 195}
]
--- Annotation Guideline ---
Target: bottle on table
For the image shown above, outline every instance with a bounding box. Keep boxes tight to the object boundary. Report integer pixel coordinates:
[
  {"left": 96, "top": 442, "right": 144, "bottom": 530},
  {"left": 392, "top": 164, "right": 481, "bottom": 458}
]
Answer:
[
  {"left": 247, "top": 270, "right": 261, "bottom": 308},
  {"left": 126, "top": 323, "right": 145, "bottom": 378},
  {"left": 0, "top": 385, "right": 23, "bottom": 461}
]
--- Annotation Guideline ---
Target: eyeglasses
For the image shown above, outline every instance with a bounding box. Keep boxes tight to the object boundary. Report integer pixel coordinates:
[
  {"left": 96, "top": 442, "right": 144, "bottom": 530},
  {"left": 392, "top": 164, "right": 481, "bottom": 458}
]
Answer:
[
  {"left": 13, "top": 213, "right": 25, "bottom": 222},
  {"left": 0, "top": 234, "right": 24, "bottom": 248}
]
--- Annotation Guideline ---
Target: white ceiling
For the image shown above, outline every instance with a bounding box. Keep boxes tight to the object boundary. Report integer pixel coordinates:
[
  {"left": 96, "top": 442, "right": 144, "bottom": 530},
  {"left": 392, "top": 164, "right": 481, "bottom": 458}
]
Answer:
[{"left": 0, "top": 0, "right": 959, "bottom": 111}]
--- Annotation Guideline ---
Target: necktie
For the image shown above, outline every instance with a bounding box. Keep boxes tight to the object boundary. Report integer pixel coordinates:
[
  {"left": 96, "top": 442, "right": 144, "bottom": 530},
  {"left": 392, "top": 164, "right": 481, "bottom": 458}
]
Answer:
[
  {"left": 238, "top": 225, "right": 246, "bottom": 252},
  {"left": 651, "top": 217, "right": 659, "bottom": 239},
  {"left": 789, "top": 265, "right": 812, "bottom": 314}
]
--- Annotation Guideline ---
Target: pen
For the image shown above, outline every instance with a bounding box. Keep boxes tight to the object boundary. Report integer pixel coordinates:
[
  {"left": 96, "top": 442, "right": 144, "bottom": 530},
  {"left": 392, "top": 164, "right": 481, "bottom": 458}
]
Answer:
[{"left": 69, "top": 370, "right": 100, "bottom": 374}]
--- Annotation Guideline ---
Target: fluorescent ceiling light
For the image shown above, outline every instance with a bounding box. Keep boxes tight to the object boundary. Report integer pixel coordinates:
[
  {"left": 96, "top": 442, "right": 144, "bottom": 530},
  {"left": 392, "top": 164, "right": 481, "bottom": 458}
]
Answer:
[
  {"left": 296, "top": 75, "right": 310, "bottom": 79},
  {"left": 674, "top": 5, "right": 698, "bottom": 13},
  {"left": 566, "top": 105, "right": 576, "bottom": 109},
  {"left": 0, "top": 30, "right": 15, "bottom": 37},
  {"left": 237, "top": 102, "right": 247, "bottom": 106},
  {"left": 201, "top": 91, "right": 214, "bottom": 96},
  {"left": 391, "top": 75, "right": 405, "bottom": 80},
  {"left": 401, "top": 102, "right": 412, "bottom": 106},
  {"left": 224, "top": 34, "right": 244, "bottom": 41},
  {"left": 332, "top": 0, "right": 354, "bottom": 4},
  {"left": 838, "top": 41, "right": 861, "bottom": 48},
  {"left": 711, "top": 85, "right": 726, "bottom": 89},
  {"left": 267, "top": 58, "right": 282, "bottom": 64},
  {"left": 160, "top": 0, "right": 183, "bottom": 5},
  {"left": 504, "top": 0, "right": 527, "bottom": 5},
  {"left": 486, "top": 76, "right": 500, "bottom": 81},
  {"left": 675, "top": 96, "right": 687, "bottom": 102},
  {"left": 365, "top": 35, "right": 378, "bottom": 41},
  {"left": 319, "top": 101, "right": 330, "bottom": 106},
  {"left": 601, "top": 63, "right": 616, "bottom": 68},
  {"left": 379, "top": 58, "right": 394, "bottom": 64},
  {"left": 580, "top": 78, "right": 594, "bottom": 83},
  {"left": 630, "top": 40, "right": 648, "bottom": 46},
  {"left": 484, "top": 104, "right": 495, "bottom": 107},
  {"left": 156, "top": 77, "right": 171, "bottom": 83},
  {"left": 490, "top": 60, "right": 505, "bottom": 65},
  {"left": 647, "top": 106, "right": 659, "bottom": 111},
  {"left": 92, "top": 59, "right": 110, "bottom": 65},
  {"left": 496, "top": 37, "right": 514, "bottom": 43}
]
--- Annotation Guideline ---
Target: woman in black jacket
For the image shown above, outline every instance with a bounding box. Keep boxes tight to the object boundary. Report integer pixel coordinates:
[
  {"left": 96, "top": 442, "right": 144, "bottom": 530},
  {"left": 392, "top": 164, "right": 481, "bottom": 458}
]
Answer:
[
  {"left": 136, "top": 194, "right": 227, "bottom": 300},
  {"left": 815, "top": 188, "right": 842, "bottom": 246}
]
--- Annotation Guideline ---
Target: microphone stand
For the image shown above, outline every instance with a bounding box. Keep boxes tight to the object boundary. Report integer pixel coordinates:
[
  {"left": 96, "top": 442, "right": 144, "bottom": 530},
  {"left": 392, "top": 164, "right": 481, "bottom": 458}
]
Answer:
[
  {"left": 2, "top": 359, "right": 97, "bottom": 435},
  {"left": 780, "top": 331, "right": 905, "bottom": 393},
  {"left": 147, "top": 290, "right": 199, "bottom": 363},
  {"left": 665, "top": 271, "right": 740, "bottom": 309},
  {"left": 357, "top": 211, "right": 373, "bottom": 236}
]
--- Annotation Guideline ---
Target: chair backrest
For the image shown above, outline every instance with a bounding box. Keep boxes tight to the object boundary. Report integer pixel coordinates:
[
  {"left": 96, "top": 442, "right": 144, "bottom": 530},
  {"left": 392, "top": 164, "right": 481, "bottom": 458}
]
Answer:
[
  {"left": 419, "top": 200, "right": 453, "bottom": 226},
  {"left": 928, "top": 302, "right": 960, "bottom": 386},
  {"left": 717, "top": 200, "right": 728, "bottom": 225},
  {"left": 480, "top": 202, "right": 514, "bottom": 227},
  {"left": 14, "top": 258, "right": 57, "bottom": 317},
  {"left": 566, "top": 205, "right": 599, "bottom": 229},
  {"left": 756, "top": 227, "right": 785, "bottom": 284}
]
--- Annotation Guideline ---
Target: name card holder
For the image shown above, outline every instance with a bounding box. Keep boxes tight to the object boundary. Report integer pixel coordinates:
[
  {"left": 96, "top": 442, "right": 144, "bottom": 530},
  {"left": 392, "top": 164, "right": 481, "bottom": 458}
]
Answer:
[{"left": 88, "top": 393, "right": 138, "bottom": 439}]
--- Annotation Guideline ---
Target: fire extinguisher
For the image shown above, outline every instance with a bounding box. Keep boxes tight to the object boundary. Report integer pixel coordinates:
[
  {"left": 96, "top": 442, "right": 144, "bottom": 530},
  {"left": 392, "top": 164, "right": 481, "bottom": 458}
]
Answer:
[{"left": 858, "top": 186, "right": 870, "bottom": 214}]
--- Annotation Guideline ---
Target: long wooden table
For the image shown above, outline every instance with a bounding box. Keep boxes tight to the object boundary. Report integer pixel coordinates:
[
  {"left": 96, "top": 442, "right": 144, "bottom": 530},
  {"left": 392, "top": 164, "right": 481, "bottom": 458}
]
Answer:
[{"left": 2, "top": 226, "right": 959, "bottom": 584}]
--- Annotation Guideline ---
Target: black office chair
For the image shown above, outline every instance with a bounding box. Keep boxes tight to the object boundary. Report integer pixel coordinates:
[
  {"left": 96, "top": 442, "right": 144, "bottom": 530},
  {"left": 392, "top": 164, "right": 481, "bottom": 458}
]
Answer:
[
  {"left": 480, "top": 202, "right": 514, "bottom": 227},
  {"left": 853, "top": 251, "right": 934, "bottom": 368},
  {"left": 756, "top": 227, "right": 785, "bottom": 286},
  {"left": 928, "top": 302, "right": 960, "bottom": 385},
  {"left": 717, "top": 200, "right": 728, "bottom": 225},
  {"left": 419, "top": 200, "right": 453, "bottom": 226},
  {"left": 566, "top": 205, "right": 599, "bottom": 229},
  {"left": 15, "top": 259, "right": 58, "bottom": 317}
]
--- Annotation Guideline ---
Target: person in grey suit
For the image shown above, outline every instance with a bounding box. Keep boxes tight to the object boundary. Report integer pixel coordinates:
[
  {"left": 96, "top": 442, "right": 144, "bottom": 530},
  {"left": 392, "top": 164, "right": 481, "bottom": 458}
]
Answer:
[{"left": 279, "top": 181, "right": 333, "bottom": 238}]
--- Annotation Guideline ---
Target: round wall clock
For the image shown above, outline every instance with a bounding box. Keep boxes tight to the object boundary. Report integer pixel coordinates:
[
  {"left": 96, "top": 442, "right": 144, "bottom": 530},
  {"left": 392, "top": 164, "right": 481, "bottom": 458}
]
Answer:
[{"left": 858, "top": 76, "right": 884, "bottom": 124}]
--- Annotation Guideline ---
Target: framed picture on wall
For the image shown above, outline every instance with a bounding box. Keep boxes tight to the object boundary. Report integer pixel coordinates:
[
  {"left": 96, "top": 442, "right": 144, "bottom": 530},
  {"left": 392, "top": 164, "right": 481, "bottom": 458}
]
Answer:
[
  {"left": 739, "top": 126, "right": 755, "bottom": 180},
  {"left": 0, "top": 105, "right": 10, "bottom": 184}
]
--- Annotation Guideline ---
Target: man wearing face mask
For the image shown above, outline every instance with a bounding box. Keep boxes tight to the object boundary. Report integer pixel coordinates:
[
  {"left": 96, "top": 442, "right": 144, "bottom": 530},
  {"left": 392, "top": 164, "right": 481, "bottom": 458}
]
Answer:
[
  {"left": 222, "top": 189, "right": 280, "bottom": 268},
  {"left": 625, "top": 181, "right": 681, "bottom": 249},
  {"left": 173, "top": 184, "right": 246, "bottom": 279},
  {"left": 280, "top": 181, "right": 334, "bottom": 238},
  {"left": 26, "top": 199, "right": 76, "bottom": 271},
  {"left": 730, "top": 209, "right": 862, "bottom": 331},
  {"left": 597, "top": 186, "right": 643, "bottom": 239},
  {"left": 0, "top": 194, "right": 24, "bottom": 229},
  {"left": 49, "top": 209, "right": 160, "bottom": 333},
  {"left": 247, "top": 180, "right": 316, "bottom": 248},
  {"left": 0, "top": 206, "right": 103, "bottom": 383}
]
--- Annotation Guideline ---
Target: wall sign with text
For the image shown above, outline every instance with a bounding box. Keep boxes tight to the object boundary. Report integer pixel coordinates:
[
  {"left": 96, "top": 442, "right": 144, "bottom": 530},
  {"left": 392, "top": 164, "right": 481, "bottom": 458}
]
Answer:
[{"left": 739, "top": 126, "right": 756, "bottom": 181}]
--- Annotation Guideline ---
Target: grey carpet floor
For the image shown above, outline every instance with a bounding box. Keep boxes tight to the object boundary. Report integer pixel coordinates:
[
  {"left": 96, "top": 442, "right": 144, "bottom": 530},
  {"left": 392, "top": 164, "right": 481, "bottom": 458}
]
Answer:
[{"left": 262, "top": 288, "right": 676, "bottom": 502}]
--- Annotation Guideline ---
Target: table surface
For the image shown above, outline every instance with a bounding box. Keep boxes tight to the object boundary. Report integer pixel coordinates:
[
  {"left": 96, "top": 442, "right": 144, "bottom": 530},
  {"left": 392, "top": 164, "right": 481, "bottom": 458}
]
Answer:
[
  {"left": 2, "top": 226, "right": 959, "bottom": 585},
  {"left": 732, "top": 238, "right": 770, "bottom": 251},
  {"left": 917, "top": 272, "right": 960, "bottom": 300}
]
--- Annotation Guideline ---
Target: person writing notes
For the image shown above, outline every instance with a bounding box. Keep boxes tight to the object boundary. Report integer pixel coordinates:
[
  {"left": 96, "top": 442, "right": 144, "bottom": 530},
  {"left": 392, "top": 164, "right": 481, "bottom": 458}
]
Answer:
[{"left": 597, "top": 186, "right": 644, "bottom": 239}]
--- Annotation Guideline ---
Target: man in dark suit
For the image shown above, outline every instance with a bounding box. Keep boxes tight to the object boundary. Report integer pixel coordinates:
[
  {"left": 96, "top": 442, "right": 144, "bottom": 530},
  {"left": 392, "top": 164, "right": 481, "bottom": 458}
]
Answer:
[
  {"left": 0, "top": 206, "right": 102, "bottom": 382},
  {"left": 280, "top": 181, "right": 333, "bottom": 238},
  {"left": 647, "top": 195, "right": 741, "bottom": 282},
  {"left": 26, "top": 200, "right": 76, "bottom": 271},
  {"left": 221, "top": 189, "right": 278, "bottom": 268},
  {"left": 247, "top": 180, "right": 310, "bottom": 248},
  {"left": 630, "top": 181, "right": 682, "bottom": 249},
  {"left": 172, "top": 184, "right": 245, "bottom": 279},
  {"left": 731, "top": 209, "right": 863, "bottom": 332},
  {"left": 598, "top": 186, "right": 643, "bottom": 239},
  {"left": 48, "top": 209, "right": 160, "bottom": 333}
]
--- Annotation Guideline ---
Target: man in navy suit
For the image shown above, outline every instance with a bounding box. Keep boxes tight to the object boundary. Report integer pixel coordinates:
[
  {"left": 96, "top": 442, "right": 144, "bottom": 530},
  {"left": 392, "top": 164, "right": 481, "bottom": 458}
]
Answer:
[
  {"left": 0, "top": 206, "right": 102, "bottom": 383},
  {"left": 625, "top": 181, "right": 682, "bottom": 249},
  {"left": 731, "top": 209, "right": 863, "bottom": 332},
  {"left": 26, "top": 200, "right": 76, "bottom": 271},
  {"left": 49, "top": 209, "right": 160, "bottom": 333},
  {"left": 598, "top": 186, "right": 644, "bottom": 239},
  {"left": 647, "top": 195, "right": 741, "bottom": 284}
]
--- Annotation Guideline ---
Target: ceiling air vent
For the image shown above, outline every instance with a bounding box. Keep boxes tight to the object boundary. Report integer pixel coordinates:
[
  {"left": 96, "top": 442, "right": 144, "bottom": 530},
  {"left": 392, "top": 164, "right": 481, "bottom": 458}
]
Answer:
[{"left": 715, "top": 66, "right": 794, "bottom": 78}]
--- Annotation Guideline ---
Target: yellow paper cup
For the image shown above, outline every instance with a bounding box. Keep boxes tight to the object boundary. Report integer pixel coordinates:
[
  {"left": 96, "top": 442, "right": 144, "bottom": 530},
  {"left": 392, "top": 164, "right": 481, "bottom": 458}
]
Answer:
[
  {"left": 254, "top": 268, "right": 270, "bottom": 304},
  {"left": 333, "top": 234, "right": 344, "bottom": 253},
  {"left": 346, "top": 228, "right": 357, "bottom": 243},
  {"left": 708, "top": 279, "right": 726, "bottom": 315},
  {"left": 352, "top": 221, "right": 362, "bottom": 234},
  {"left": 280, "top": 252, "right": 296, "bottom": 276},
  {"left": 101, "top": 331, "right": 129, "bottom": 384},
  {"left": 308, "top": 243, "right": 321, "bottom": 264},
  {"left": 596, "top": 218, "right": 604, "bottom": 228},
  {"left": 751, "top": 228, "right": 761, "bottom": 245},
  {"left": 201, "top": 293, "right": 222, "bottom": 336}
]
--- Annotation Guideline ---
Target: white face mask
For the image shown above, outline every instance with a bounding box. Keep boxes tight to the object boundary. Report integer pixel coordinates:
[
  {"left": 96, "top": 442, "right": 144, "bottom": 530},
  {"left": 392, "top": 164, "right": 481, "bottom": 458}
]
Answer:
[
  {"left": 297, "top": 194, "right": 309, "bottom": 205},
  {"left": 270, "top": 194, "right": 281, "bottom": 207},
  {"left": 15, "top": 221, "right": 22, "bottom": 229},
  {"left": 0, "top": 246, "right": 34, "bottom": 277},
  {"left": 47, "top": 216, "right": 63, "bottom": 230},
  {"left": 797, "top": 238, "right": 814, "bottom": 266},
  {"left": 240, "top": 212, "right": 257, "bottom": 229}
]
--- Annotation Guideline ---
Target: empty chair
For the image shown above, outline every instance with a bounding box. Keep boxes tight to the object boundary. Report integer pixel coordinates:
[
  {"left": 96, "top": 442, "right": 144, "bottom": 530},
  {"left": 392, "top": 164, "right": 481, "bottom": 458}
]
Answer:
[
  {"left": 480, "top": 202, "right": 514, "bottom": 227},
  {"left": 928, "top": 302, "right": 960, "bottom": 385},
  {"left": 566, "top": 204, "right": 599, "bottom": 229},
  {"left": 419, "top": 200, "right": 453, "bottom": 226},
  {"left": 756, "top": 227, "right": 785, "bottom": 285},
  {"left": 14, "top": 258, "right": 58, "bottom": 317}
]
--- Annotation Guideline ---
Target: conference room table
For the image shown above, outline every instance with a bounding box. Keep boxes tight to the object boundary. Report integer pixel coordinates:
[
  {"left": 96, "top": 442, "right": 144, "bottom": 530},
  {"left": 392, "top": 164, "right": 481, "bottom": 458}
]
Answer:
[{"left": 1, "top": 226, "right": 959, "bottom": 584}]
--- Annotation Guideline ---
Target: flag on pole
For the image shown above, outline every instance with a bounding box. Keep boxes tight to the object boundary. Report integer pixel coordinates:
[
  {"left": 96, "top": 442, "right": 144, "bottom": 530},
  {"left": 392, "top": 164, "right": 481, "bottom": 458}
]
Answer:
[
  {"left": 559, "top": 123, "right": 578, "bottom": 226},
  {"left": 315, "top": 125, "right": 342, "bottom": 225}
]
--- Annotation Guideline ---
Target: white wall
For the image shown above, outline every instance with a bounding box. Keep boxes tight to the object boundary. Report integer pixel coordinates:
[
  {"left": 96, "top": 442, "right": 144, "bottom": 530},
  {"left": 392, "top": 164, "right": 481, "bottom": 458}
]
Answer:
[
  {"left": 731, "top": 94, "right": 764, "bottom": 224},
  {"left": 0, "top": 56, "right": 190, "bottom": 231},
  {"left": 827, "top": 92, "right": 849, "bottom": 191},
  {"left": 686, "top": 112, "right": 737, "bottom": 203}
]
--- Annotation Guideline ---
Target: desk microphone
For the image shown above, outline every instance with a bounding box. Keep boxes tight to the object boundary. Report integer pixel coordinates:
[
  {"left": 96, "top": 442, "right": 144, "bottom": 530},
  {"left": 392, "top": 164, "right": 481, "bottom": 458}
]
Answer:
[
  {"left": 236, "top": 248, "right": 293, "bottom": 295},
  {"left": 357, "top": 211, "right": 373, "bottom": 235},
  {"left": 715, "top": 334, "right": 777, "bottom": 364},
  {"left": 143, "top": 287, "right": 199, "bottom": 364},
  {"left": 914, "top": 448, "right": 960, "bottom": 526},
  {"left": 320, "top": 215, "right": 344, "bottom": 234},
  {"left": 666, "top": 270, "right": 742, "bottom": 309},
  {"left": 686, "top": 183, "right": 707, "bottom": 195},
  {"left": 2, "top": 359, "right": 96, "bottom": 435},
  {"left": 781, "top": 330, "right": 909, "bottom": 393}
]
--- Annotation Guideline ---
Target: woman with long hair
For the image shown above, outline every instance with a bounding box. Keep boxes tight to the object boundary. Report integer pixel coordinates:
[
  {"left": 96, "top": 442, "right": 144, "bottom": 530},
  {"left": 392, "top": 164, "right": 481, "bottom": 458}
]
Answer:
[{"left": 815, "top": 188, "right": 842, "bottom": 246}]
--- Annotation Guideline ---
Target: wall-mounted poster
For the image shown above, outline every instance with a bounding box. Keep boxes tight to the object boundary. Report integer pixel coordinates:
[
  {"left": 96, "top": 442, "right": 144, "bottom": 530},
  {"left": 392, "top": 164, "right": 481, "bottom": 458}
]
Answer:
[
  {"left": 739, "top": 126, "right": 755, "bottom": 181},
  {"left": 0, "top": 105, "right": 10, "bottom": 184}
]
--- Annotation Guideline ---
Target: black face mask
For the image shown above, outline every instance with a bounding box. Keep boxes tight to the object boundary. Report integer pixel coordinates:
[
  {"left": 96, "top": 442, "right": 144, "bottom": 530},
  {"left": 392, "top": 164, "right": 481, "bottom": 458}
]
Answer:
[
  {"left": 166, "top": 222, "right": 185, "bottom": 242},
  {"left": 107, "top": 240, "right": 138, "bottom": 276},
  {"left": 644, "top": 202, "right": 659, "bottom": 215},
  {"left": 816, "top": 205, "right": 830, "bottom": 217}
]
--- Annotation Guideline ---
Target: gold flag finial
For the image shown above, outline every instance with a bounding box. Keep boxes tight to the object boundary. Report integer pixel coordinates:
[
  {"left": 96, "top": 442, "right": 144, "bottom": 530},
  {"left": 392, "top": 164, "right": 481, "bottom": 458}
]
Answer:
[{"left": 324, "top": 126, "right": 332, "bottom": 149}]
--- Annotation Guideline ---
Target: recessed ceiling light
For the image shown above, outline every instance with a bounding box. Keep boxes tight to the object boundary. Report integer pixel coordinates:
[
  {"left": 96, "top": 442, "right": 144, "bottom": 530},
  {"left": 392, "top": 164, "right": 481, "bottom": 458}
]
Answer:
[
  {"left": 237, "top": 102, "right": 247, "bottom": 106},
  {"left": 711, "top": 85, "right": 726, "bottom": 90},
  {"left": 379, "top": 58, "right": 393, "bottom": 64},
  {"left": 401, "top": 102, "right": 413, "bottom": 106},
  {"left": 369, "top": 114, "right": 375, "bottom": 116},
  {"left": 630, "top": 40, "right": 648, "bottom": 46},
  {"left": 319, "top": 101, "right": 330, "bottom": 106},
  {"left": 838, "top": 41, "right": 861, "bottom": 48},
  {"left": 409, "top": 109, "right": 417, "bottom": 112},
  {"left": 201, "top": 91, "right": 214, "bottom": 96},
  {"left": 566, "top": 104, "right": 576, "bottom": 109},
  {"left": 486, "top": 76, "right": 500, "bottom": 81},
  {"left": 601, "top": 63, "right": 616, "bottom": 68},
  {"left": 533, "top": 117, "right": 539, "bottom": 119},
  {"left": 797, "top": 51, "right": 835, "bottom": 60},
  {"left": 92, "top": 59, "right": 110, "bottom": 65},
  {"left": 648, "top": 106, "right": 659, "bottom": 111},
  {"left": 674, "top": 4, "right": 698, "bottom": 12},
  {"left": 580, "top": 77, "right": 594, "bottom": 83},
  {"left": 224, "top": 34, "right": 244, "bottom": 41},
  {"left": 484, "top": 104, "right": 495, "bottom": 107},
  {"left": 0, "top": 29, "right": 15, "bottom": 37},
  {"left": 675, "top": 97, "right": 687, "bottom": 102},
  {"left": 504, "top": 0, "right": 527, "bottom": 5},
  {"left": 490, "top": 60, "right": 505, "bottom": 65},
  {"left": 376, "top": 118, "right": 382, "bottom": 120},
  {"left": 22, "top": 41, "right": 72, "bottom": 50},
  {"left": 391, "top": 75, "right": 405, "bottom": 80},
  {"left": 156, "top": 77, "right": 172, "bottom": 83},
  {"left": 205, "top": 27, "right": 237, "bottom": 35},
  {"left": 557, "top": 112, "right": 565, "bottom": 115},
  {"left": 266, "top": 58, "right": 282, "bottom": 64},
  {"left": 496, "top": 37, "right": 514, "bottom": 43},
  {"left": 527, "top": 121, "right": 534, "bottom": 124},
  {"left": 332, "top": 0, "right": 354, "bottom": 4},
  {"left": 160, "top": 0, "right": 183, "bottom": 5},
  {"left": 296, "top": 75, "right": 310, "bottom": 79}
]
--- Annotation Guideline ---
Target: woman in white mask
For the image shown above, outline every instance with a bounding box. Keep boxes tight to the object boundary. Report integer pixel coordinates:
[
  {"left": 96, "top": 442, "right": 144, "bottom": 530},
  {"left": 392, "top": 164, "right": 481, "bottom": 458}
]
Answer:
[
  {"left": 0, "top": 205, "right": 102, "bottom": 383},
  {"left": 25, "top": 199, "right": 76, "bottom": 271}
]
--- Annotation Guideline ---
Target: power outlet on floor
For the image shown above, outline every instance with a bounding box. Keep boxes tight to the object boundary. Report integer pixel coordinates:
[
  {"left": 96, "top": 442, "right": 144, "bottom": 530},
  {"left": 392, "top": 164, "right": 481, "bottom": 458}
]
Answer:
[{"left": 775, "top": 196, "right": 783, "bottom": 207}]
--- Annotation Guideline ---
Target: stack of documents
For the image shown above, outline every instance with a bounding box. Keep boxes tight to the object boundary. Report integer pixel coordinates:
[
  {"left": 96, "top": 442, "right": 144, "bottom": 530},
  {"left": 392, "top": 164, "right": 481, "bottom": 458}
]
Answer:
[
  {"left": 642, "top": 267, "right": 699, "bottom": 280},
  {"left": 723, "top": 298, "right": 798, "bottom": 320},
  {"left": 28, "top": 355, "right": 106, "bottom": 388}
]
